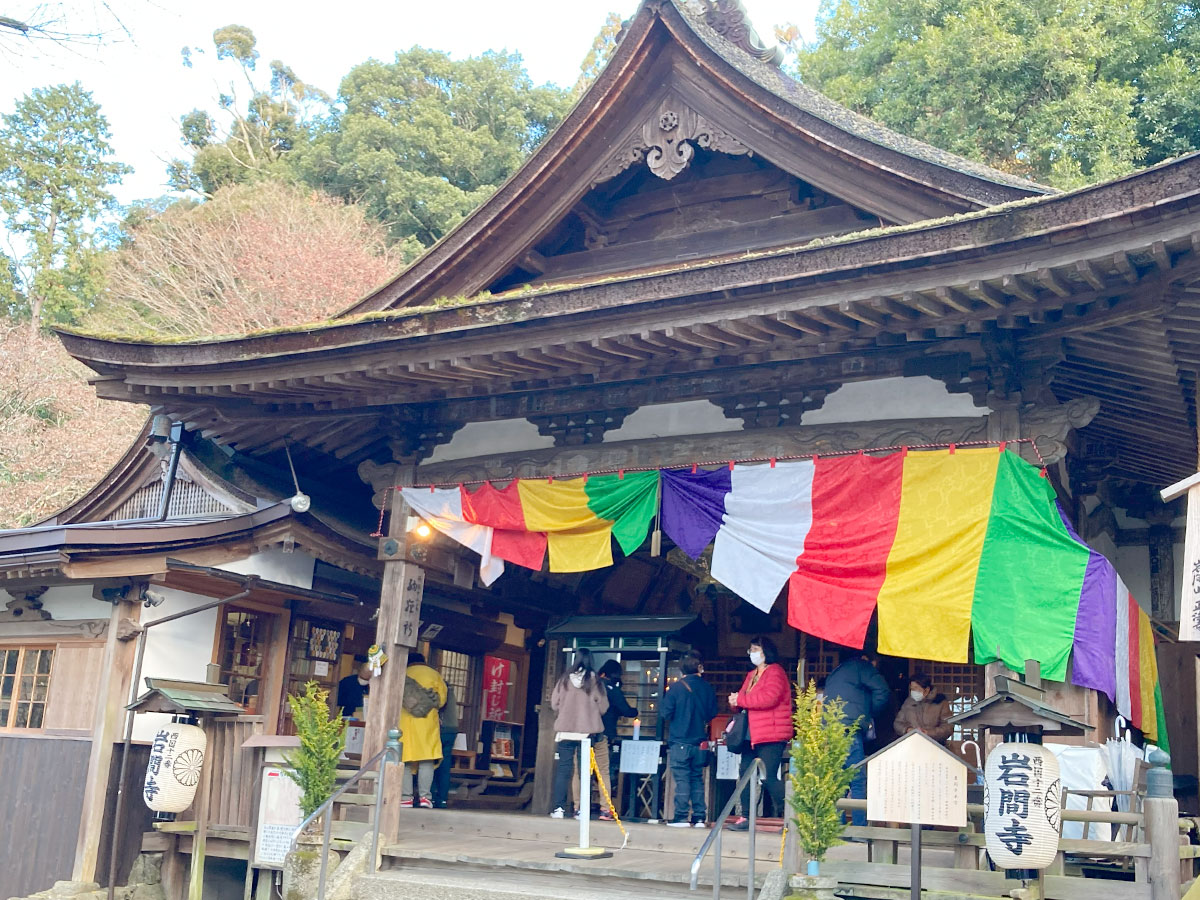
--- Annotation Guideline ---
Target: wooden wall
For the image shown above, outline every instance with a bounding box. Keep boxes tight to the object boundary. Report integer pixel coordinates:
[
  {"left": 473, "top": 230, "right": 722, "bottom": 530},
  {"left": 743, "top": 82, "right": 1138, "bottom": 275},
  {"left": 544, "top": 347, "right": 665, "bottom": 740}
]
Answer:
[
  {"left": 96, "top": 742, "right": 155, "bottom": 889},
  {"left": 0, "top": 735, "right": 91, "bottom": 898}
]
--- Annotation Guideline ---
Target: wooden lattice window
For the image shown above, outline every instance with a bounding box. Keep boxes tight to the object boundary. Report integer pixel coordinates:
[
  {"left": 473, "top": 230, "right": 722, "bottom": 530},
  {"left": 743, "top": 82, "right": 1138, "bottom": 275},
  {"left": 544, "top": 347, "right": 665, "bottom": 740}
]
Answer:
[
  {"left": 926, "top": 661, "right": 986, "bottom": 743},
  {"left": 436, "top": 649, "right": 480, "bottom": 749},
  {"left": 0, "top": 647, "right": 54, "bottom": 730}
]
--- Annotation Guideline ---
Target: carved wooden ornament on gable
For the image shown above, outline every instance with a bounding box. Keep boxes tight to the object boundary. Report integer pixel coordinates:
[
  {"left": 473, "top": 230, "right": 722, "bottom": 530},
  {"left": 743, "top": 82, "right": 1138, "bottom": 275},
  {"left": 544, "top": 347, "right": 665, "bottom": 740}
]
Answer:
[{"left": 593, "top": 98, "right": 750, "bottom": 186}]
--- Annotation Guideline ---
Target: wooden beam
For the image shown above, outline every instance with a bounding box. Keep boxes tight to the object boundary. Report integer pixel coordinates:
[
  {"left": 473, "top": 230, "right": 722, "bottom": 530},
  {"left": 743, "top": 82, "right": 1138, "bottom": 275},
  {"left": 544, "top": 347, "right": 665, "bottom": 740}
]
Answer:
[
  {"left": 1036, "top": 267, "right": 1073, "bottom": 298},
  {"left": 899, "top": 291, "right": 945, "bottom": 318},
  {"left": 933, "top": 286, "right": 974, "bottom": 314},
  {"left": 965, "top": 280, "right": 1007, "bottom": 309},
  {"left": 1151, "top": 240, "right": 1173, "bottom": 272},
  {"left": 1001, "top": 274, "right": 1039, "bottom": 303},
  {"left": 839, "top": 299, "right": 886, "bottom": 328},
  {"left": 1076, "top": 260, "right": 1108, "bottom": 290},
  {"left": 869, "top": 296, "right": 919, "bottom": 321},
  {"left": 773, "top": 311, "right": 827, "bottom": 336},
  {"left": 1113, "top": 252, "right": 1139, "bottom": 284}
]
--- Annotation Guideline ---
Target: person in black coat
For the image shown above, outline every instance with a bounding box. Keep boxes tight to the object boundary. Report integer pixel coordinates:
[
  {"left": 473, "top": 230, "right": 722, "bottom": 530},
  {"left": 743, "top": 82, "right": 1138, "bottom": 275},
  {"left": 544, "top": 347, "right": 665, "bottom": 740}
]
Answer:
[
  {"left": 598, "top": 659, "right": 637, "bottom": 813},
  {"left": 661, "top": 652, "right": 717, "bottom": 827},
  {"left": 823, "top": 647, "right": 890, "bottom": 826}
]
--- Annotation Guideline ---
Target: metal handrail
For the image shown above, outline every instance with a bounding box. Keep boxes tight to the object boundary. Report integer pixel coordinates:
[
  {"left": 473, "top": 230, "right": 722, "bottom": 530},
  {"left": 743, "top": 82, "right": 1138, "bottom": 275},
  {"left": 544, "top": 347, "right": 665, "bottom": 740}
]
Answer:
[
  {"left": 689, "top": 757, "right": 766, "bottom": 899},
  {"left": 289, "top": 728, "right": 403, "bottom": 900}
]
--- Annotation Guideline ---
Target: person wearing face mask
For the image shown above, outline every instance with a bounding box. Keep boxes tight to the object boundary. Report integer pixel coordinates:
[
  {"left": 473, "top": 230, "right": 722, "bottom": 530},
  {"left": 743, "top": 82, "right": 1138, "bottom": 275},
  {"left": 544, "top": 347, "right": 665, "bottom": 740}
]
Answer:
[
  {"left": 549, "top": 648, "right": 609, "bottom": 819},
  {"left": 597, "top": 659, "right": 637, "bottom": 817},
  {"left": 893, "top": 671, "right": 952, "bottom": 744},
  {"left": 336, "top": 660, "right": 373, "bottom": 718},
  {"left": 726, "top": 636, "right": 792, "bottom": 830}
]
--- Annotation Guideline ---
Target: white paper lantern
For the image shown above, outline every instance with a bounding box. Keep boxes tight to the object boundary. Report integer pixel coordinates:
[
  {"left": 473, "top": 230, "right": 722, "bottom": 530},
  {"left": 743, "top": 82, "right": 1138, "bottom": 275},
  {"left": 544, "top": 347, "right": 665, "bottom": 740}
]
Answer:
[
  {"left": 143, "top": 723, "right": 207, "bottom": 813},
  {"left": 984, "top": 742, "right": 1062, "bottom": 869}
]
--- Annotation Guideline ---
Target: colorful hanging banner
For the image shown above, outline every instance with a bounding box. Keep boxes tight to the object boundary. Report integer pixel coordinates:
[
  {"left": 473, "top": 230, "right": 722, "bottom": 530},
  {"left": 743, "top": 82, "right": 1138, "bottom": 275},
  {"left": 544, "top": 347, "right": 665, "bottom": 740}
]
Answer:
[{"left": 396, "top": 447, "right": 1165, "bottom": 740}]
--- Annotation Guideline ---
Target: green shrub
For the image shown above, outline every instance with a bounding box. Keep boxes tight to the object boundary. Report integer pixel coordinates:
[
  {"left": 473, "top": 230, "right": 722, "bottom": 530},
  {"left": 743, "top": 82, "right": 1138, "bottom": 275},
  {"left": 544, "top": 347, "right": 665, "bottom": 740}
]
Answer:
[
  {"left": 787, "top": 680, "right": 858, "bottom": 864},
  {"left": 283, "top": 681, "right": 347, "bottom": 822}
]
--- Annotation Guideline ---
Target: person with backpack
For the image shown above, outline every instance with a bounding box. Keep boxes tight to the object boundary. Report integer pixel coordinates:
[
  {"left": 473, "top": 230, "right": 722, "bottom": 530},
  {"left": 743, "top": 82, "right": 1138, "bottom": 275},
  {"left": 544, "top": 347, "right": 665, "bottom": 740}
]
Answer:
[
  {"left": 399, "top": 652, "right": 447, "bottom": 809},
  {"left": 549, "top": 648, "right": 608, "bottom": 819},
  {"left": 661, "top": 651, "right": 717, "bottom": 827}
]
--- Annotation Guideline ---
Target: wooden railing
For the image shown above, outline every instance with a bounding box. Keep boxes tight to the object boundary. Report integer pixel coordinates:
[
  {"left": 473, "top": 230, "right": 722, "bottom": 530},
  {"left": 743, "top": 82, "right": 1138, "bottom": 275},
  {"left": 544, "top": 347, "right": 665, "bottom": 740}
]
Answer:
[{"left": 783, "top": 799, "right": 1199, "bottom": 900}]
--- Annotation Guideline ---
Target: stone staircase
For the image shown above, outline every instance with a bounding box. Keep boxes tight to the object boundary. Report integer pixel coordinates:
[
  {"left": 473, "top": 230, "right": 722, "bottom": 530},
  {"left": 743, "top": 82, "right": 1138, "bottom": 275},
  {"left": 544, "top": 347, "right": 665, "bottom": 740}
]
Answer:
[{"left": 351, "top": 810, "right": 784, "bottom": 900}]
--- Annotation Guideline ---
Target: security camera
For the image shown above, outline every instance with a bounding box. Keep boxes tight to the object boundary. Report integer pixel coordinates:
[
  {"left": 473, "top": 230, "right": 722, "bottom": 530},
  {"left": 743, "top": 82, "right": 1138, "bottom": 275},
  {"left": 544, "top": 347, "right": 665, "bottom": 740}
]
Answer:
[{"left": 141, "top": 589, "right": 167, "bottom": 609}]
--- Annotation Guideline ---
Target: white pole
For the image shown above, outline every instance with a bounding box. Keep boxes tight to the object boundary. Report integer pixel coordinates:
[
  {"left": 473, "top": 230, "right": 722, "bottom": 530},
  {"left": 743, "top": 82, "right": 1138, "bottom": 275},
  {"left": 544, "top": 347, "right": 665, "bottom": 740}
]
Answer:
[{"left": 579, "top": 736, "right": 592, "bottom": 851}]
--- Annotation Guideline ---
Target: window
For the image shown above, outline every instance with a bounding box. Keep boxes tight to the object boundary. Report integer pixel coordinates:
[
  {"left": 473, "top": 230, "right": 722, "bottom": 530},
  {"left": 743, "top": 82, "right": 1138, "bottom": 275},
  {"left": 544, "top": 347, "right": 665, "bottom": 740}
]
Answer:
[
  {"left": 436, "top": 648, "right": 480, "bottom": 749},
  {"left": 0, "top": 647, "right": 54, "bottom": 730},
  {"left": 217, "top": 609, "right": 268, "bottom": 713}
]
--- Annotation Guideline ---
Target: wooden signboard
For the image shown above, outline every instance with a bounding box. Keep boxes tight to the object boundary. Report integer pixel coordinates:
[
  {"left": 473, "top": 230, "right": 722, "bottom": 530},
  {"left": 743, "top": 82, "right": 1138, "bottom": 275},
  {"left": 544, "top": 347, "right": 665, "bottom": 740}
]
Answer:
[
  {"left": 391, "top": 564, "right": 424, "bottom": 649},
  {"left": 253, "top": 765, "right": 303, "bottom": 868},
  {"left": 866, "top": 731, "right": 968, "bottom": 828}
]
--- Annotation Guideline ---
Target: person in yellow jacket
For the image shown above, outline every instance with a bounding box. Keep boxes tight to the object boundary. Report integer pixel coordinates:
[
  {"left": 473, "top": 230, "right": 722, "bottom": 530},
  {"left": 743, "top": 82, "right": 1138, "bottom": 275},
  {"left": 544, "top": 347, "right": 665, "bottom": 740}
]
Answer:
[{"left": 399, "top": 652, "right": 447, "bottom": 809}]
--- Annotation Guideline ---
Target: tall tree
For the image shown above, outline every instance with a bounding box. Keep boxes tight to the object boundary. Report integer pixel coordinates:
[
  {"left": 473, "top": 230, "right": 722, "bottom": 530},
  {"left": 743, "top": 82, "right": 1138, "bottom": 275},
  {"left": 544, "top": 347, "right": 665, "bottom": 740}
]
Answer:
[
  {"left": 786, "top": 0, "right": 1200, "bottom": 187},
  {"left": 0, "top": 82, "right": 130, "bottom": 331},
  {"left": 574, "top": 12, "right": 625, "bottom": 95},
  {"left": 292, "top": 48, "right": 570, "bottom": 254},
  {"left": 170, "top": 25, "right": 329, "bottom": 197},
  {"left": 96, "top": 181, "right": 397, "bottom": 337}
]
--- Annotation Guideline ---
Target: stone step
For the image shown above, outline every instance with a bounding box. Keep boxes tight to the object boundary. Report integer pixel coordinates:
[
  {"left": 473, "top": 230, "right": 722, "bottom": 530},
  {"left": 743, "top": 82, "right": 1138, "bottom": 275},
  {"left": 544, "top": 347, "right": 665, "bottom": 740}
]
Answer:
[
  {"left": 391, "top": 809, "right": 783, "bottom": 862},
  {"left": 379, "top": 835, "right": 774, "bottom": 888},
  {"left": 354, "top": 865, "right": 702, "bottom": 900}
]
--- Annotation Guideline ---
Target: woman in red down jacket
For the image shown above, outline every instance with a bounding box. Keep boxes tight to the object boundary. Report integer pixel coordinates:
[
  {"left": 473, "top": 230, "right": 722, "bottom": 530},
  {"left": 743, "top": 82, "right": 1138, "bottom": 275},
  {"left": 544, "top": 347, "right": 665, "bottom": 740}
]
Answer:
[{"left": 726, "top": 635, "right": 792, "bottom": 829}]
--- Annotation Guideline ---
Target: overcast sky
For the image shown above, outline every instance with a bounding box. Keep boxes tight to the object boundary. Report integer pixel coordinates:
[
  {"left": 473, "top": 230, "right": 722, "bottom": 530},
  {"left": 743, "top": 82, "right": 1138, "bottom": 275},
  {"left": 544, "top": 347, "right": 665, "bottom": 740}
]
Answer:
[{"left": 1, "top": 0, "right": 820, "bottom": 207}]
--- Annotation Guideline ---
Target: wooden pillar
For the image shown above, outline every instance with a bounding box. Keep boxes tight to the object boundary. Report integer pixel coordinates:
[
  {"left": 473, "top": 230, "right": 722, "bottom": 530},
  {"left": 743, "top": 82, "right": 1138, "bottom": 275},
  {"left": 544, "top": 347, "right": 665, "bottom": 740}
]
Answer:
[
  {"left": 188, "top": 716, "right": 213, "bottom": 900},
  {"left": 1161, "top": 473, "right": 1200, "bottom": 640},
  {"left": 364, "top": 479, "right": 423, "bottom": 844},
  {"left": 531, "top": 639, "right": 563, "bottom": 815},
  {"left": 1144, "top": 795, "right": 1182, "bottom": 900},
  {"left": 73, "top": 589, "right": 142, "bottom": 883}
]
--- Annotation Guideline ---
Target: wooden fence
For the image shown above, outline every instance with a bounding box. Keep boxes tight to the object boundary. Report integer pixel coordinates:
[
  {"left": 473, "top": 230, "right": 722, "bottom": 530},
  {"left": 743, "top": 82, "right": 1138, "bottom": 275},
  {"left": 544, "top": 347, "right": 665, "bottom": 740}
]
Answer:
[
  {"left": 200, "top": 715, "right": 264, "bottom": 828},
  {"left": 792, "top": 799, "right": 1200, "bottom": 900}
]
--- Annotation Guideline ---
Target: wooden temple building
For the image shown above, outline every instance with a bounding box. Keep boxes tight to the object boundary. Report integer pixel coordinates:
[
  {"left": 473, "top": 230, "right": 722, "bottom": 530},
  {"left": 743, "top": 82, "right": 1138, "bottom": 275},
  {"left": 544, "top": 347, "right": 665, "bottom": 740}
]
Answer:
[{"left": 3, "top": 0, "right": 1200, "bottom": 897}]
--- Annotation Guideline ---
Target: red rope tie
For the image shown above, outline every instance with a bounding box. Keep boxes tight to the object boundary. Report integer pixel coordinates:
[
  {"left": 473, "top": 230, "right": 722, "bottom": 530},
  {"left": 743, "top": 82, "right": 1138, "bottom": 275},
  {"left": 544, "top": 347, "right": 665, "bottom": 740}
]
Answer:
[
  {"left": 691, "top": 462, "right": 698, "bottom": 474},
  {"left": 618, "top": 469, "right": 625, "bottom": 480},
  {"left": 582, "top": 472, "right": 589, "bottom": 484},
  {"left": 548, "top": 475, "right": 554, "bottom": 484},
  {"left": 769, "top": 457, "right": 776, "bottom": 468},
  {"left": 901, "top": 446, "right": 909, "bottom": 457},
  {"left": 948, "top": 443, "right": 956, "bottom": 455},
  {"left": 728, "top": 460, "right": 735, "bottom": 471},
  {"left": 999, "top": 441, "right": 1007, "bottom": 453}
]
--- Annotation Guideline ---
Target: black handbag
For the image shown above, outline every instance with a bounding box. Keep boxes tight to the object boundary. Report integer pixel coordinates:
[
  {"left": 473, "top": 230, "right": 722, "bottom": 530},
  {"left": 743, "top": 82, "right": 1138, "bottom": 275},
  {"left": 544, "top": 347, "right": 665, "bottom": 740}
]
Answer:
[{"left": 725, "top": 709, "right": 752, "bottom": 755}]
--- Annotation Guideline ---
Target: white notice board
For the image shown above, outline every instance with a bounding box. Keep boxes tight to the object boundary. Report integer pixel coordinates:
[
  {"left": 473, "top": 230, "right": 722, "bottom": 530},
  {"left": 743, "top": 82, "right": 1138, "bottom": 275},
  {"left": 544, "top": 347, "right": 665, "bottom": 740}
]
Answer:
[
  {"left": 716, "top": 745, "right": 741, "bottom": 780},
  {"left": 254, "top": 765, "right": 304, "bottom": 868},
  {"left": 619, "top": 739, "right": 662, "bottom": 774},
  {"left": 865, "top": 733, "right": 967, "bottom": 827}
]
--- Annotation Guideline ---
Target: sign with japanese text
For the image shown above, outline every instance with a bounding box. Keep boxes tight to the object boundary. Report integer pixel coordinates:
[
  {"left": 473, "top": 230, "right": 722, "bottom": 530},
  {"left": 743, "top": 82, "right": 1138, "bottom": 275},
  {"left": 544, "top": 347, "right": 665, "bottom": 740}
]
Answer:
[
  {"left": 984, "top": 743, "right": 1062, "bottom": 869},
  {"left": 619, "top": 739, "right": 662, "bottom": 774},
  {"left": 866, "top": 732, "right": 967, "bottom": 827},
  {"left": 143, "top": 723, "right": 207, "bottom": 813},
  {"left": 391, "top": 563, "right": 424, "bottom": 648},
  {"left": 482, "top": 655, "right": 512, "bottom": 721},
  {"left": 253, "top": 765, "right": 304, "bottom": 868}
]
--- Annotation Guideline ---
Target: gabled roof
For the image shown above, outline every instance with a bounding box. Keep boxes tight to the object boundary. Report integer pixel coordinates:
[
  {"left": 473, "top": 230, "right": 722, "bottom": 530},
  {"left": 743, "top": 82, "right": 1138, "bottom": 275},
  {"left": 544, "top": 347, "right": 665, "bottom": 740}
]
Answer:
[
  {"left": 340, "top": 0, "right": 1047, "bottom": 316},
  {"left": 55, "top": 152, "right": 1200, "bottom": 485}
]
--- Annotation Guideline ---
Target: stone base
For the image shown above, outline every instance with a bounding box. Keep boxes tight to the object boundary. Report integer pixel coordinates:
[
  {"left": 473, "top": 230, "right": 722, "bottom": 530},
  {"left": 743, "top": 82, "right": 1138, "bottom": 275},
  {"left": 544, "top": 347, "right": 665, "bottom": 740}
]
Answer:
[{"left": 786, "top": 873, "right": 840, "bottom": 900}]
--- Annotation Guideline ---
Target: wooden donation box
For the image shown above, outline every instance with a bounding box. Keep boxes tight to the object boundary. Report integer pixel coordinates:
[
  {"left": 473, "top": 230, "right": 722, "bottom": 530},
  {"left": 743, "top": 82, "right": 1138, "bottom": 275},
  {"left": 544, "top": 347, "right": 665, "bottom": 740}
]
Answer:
[{"left": 866, "top": 731, "right": 968, "bottom": 827}]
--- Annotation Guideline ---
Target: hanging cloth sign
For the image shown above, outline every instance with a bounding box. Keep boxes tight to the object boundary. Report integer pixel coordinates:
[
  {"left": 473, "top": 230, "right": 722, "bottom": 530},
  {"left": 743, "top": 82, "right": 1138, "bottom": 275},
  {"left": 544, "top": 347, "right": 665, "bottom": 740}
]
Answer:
[
  {"left": 983, "top": 743, "right": 1061, "bottom": 869},
  {"left": 144, "top": 722, "right": 207, "bottom": 813}
]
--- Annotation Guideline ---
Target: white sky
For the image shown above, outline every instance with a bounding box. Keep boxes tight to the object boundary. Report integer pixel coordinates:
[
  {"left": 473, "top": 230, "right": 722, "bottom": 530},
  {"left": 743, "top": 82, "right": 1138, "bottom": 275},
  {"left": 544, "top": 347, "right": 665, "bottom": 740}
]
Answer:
[{"left": 1, "top": 0, "right": 820, "bottom": 207}]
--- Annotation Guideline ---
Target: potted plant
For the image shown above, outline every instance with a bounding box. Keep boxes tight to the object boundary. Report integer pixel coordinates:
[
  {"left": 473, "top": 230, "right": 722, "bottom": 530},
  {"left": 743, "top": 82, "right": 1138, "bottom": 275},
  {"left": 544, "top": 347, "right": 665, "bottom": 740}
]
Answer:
[
  {"left": 785, "top": 680, "right": 858, "bottom": 900},
  {"left": 281, "top": 681, "right": 347, "bottom": 900}
]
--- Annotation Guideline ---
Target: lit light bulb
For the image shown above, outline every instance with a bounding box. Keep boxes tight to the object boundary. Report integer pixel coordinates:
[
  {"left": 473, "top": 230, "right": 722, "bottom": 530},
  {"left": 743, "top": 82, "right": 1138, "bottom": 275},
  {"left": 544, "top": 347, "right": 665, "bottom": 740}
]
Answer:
[{"left": 414, "top": 521, "right": 433, "bottom": 539}]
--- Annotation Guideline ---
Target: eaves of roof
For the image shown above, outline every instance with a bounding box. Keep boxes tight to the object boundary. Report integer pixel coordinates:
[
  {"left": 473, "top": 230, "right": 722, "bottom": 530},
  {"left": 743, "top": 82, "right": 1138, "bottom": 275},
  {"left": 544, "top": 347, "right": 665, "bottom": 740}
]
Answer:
[{"left": 54, "top": 150, "right": 1200, "bottom": 376}]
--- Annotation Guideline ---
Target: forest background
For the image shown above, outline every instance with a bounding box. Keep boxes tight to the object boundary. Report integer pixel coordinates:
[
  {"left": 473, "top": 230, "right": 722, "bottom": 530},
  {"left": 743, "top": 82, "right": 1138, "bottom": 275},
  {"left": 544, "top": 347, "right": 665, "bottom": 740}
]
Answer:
[{"left": 2, "top": 0, "right": 1200, "bottom": 527}]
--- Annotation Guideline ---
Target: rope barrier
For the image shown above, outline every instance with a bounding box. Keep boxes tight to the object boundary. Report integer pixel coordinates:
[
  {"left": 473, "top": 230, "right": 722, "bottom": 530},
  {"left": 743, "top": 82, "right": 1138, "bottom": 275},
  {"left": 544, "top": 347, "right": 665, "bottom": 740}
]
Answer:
[{"left": 590, "top": 745, "right": 629, "bottom": 851}]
